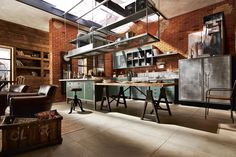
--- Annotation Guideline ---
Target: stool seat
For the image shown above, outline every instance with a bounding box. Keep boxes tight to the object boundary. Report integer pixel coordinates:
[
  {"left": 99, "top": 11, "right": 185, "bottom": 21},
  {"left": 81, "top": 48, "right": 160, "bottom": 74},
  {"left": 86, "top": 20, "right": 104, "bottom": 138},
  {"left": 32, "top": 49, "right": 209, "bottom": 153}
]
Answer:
[
  {"left": 69, "top": 87, "right": 84, "bottom": 114},
  {"left": 71, "top": 88, "right": 82, "bottom": 92}
]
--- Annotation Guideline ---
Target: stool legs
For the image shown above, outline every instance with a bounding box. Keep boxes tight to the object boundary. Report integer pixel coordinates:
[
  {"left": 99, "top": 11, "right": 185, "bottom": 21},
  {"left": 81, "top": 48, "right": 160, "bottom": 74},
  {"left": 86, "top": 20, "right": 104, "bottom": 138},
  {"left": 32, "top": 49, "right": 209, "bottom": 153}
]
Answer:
[{"left": 69, "top": 91, "right": 84, "bottom": 114}]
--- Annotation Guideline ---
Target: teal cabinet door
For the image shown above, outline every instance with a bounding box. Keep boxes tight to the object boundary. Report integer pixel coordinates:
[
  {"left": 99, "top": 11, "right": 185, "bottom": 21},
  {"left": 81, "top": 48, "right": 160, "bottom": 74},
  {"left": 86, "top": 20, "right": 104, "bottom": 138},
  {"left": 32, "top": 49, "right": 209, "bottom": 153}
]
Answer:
[
  {"left": 150, "top": 86, "right": 160, "bottom": 100},
  {"left": 66, "top": 81, "right": 84, "bottom": 99},
  {"left": 84, "top": 81, "right": 94, "bottom": 101},
  {"left": 113, "top": 51, "right": 127, "bottom": 69},
  {"left": 165, "top": 86, "right": 175, "bottom": 102},
  {"left": 131, "top": 86, "right": 146, "bottom": 99},
  {"left": 66, "top": 82, "right": 74, "bottom": 99},
  {"left": 108, "top": 86, "right": 119, "bottom": 96}
]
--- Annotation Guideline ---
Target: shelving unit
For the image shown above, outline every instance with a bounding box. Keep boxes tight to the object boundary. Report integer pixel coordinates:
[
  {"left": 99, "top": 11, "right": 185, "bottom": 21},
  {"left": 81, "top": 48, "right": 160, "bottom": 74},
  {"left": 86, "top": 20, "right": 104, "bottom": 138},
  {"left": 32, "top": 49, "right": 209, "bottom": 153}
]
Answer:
[
  {"left": 113, "top": 45, "right": 179, "bottom": 69},
  {"left": 67, "top": 1, "right": 165, "bottom": 58},
  {"left": 15, "top": 48, "right": 50, "bottom": 90}
]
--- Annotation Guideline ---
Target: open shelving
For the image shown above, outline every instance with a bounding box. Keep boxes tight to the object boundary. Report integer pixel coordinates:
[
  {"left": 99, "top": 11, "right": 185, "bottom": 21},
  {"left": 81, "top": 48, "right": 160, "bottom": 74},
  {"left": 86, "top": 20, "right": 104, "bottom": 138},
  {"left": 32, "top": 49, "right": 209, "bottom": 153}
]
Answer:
[
  {"left": 15, "top": 48, "right": 50, "bottom": 90},
  {"left": 113, "top": 45, "right": 179, "bottom": 69}
]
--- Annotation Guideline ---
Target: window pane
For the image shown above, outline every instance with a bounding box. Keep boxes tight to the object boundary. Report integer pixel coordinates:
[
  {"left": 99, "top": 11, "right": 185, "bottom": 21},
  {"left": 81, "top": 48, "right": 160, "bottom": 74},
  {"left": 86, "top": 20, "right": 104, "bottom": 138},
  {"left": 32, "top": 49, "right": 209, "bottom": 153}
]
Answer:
[
  {"left": 0, "top": 48, "right": 11, "bottom": 59},
  {"left": 0, "top": 59, "right": 10, "bottom": 70},
  {"left": 0, "top": 71, "right": 10, "bottom": 80}
]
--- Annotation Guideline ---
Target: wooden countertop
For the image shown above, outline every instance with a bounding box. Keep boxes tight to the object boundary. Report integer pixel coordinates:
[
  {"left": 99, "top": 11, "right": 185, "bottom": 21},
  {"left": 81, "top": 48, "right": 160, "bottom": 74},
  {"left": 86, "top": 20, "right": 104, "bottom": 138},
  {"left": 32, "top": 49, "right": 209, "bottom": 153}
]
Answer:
[
  {"left": 59, "top": 78, "right": 103, "bottom": 82},
  {"left": 96, "top": 82, "right": 177, "bottom": 87}
]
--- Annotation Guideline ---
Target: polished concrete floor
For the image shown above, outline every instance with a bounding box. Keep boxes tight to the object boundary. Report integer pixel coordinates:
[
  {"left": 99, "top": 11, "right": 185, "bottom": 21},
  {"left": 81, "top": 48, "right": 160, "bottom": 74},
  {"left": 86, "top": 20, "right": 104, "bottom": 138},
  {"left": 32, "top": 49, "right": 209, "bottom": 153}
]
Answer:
[{"left": 13, "top": 100, "right": 236, "bottom": 157}]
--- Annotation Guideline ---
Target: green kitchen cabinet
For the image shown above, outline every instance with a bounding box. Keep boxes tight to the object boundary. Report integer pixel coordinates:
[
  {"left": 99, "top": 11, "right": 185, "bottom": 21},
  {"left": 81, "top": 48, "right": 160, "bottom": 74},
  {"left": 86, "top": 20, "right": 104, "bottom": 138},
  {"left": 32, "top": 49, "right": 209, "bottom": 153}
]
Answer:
[
  {"left": 108, "top": 86, "right": 130, "bottom": 98},
  {"left": 66, "top": 81, "right": 85, "bottom": 99},
  {"left": 84, "top": 81, "right": 94, "bottom": 100},
  {"left": 131, "top": 86, "right": 147, "bottom": 100},
  {"left": 113, "top": 51, "right": 127, "bottom": 69}
]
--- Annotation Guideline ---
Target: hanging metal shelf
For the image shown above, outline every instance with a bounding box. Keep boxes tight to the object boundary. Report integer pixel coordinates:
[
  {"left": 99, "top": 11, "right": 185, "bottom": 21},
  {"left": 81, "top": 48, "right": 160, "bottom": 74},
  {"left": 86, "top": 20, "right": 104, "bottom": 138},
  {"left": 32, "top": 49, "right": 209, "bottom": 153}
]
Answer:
[
  {"left": 67, "top": 1, "right": 166, "bottom": 58},
  {"left": 67, "top": 33, "right": 159, "bottom": 58}
]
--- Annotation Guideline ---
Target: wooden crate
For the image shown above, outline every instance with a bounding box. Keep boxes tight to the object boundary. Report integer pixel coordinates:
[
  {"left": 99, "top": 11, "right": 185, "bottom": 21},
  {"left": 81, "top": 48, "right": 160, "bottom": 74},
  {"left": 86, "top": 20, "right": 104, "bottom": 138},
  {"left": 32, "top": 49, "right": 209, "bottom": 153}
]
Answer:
[{"left": 0, "top": 110, "right": 63, "bottom": 156}]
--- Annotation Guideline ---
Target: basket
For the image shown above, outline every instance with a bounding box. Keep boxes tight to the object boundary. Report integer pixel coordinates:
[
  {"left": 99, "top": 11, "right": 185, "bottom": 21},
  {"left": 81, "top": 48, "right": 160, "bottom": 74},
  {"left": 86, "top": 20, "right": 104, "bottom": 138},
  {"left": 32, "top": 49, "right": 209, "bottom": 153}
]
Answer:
[{"left": 0, "top": 110, "right": 63, "bottom": 156}]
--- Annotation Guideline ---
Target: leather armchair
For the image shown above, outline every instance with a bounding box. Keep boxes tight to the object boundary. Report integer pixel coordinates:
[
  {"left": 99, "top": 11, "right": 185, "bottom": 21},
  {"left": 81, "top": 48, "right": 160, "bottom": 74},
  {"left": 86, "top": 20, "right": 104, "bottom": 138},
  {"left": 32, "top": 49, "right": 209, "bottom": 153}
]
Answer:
[
  {"left": 0, "top": 84, "right": 28, "bottom": 115},
  {"left": 7, "top": 85, "right": 58, "bottom": 117}
]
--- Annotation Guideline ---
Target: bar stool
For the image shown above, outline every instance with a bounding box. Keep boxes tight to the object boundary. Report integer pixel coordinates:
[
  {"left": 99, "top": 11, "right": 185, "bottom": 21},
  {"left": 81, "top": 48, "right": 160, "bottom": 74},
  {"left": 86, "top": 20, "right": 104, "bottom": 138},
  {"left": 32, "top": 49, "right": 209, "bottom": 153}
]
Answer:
[{"left": 69, "top": 88, "right": 84, "bottom": 114}]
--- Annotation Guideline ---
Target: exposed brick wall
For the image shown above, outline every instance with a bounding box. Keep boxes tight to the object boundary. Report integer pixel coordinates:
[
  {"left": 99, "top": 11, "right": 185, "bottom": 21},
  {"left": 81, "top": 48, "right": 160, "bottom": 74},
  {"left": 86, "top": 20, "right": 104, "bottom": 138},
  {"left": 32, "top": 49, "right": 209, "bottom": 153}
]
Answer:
[
  {"left": 104, "top": 53, "right": 112, "bottom": 77},
  {"left": 49, "top": 19, "right": 78, "bottom": 102},
  {"left": 161, "top": 0, "right": 235, "bottom": 56},
  {"left": 0, "top": 19, "right": 49, "bottom": 52},
  {"left": 113, "top": 0, "right": 235, "bottom": 75}
]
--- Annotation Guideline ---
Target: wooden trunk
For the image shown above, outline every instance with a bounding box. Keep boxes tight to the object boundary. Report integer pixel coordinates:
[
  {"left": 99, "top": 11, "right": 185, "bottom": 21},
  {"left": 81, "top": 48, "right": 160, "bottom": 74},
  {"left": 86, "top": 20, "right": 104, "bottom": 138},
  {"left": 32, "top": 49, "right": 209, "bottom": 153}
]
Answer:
[{"left": 0, "top": 111, "right": 63, "bottom": 156}]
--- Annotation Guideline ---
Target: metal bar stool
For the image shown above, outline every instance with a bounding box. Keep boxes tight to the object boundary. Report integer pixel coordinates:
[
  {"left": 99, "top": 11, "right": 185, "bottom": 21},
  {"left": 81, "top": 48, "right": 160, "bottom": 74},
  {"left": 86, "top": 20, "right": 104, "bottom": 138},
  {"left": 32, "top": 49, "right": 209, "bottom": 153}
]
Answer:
[{"left": 69, "top": 88, "right": 84, "bottom": 114}]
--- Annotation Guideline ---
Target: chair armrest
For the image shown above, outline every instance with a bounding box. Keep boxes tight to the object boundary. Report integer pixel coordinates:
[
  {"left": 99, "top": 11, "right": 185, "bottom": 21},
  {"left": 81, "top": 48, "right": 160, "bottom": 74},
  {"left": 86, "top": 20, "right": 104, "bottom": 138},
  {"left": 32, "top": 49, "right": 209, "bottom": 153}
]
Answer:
[{"left": 206, "top": 88, "right": 233, "bottom": 95}]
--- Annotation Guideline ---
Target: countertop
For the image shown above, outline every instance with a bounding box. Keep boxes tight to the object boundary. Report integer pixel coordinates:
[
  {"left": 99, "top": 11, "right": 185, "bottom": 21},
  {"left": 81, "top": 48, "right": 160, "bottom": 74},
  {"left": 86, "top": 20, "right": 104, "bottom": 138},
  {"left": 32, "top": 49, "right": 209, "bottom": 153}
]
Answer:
[
  {"left": 96, "top": 82, "right": 177, "bottom": 87},
  {"left": 59, "top": 78, "right": 103, "bottom": 82}
]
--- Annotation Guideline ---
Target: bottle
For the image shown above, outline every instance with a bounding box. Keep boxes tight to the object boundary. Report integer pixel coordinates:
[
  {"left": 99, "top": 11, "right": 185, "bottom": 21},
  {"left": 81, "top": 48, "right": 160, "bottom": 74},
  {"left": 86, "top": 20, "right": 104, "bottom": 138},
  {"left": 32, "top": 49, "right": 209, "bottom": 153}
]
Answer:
[
  {"left": 73, "top": 71, "right": 77, "bottom": 79},
  {"left": 67, "top": 64, "right": 71, "bottom": 79},
  {"left": 127, "top": 71, "right": 132, "bottom": 81},
  {"left": 113, "top": 72, "right": 116, "bottom": 78}
]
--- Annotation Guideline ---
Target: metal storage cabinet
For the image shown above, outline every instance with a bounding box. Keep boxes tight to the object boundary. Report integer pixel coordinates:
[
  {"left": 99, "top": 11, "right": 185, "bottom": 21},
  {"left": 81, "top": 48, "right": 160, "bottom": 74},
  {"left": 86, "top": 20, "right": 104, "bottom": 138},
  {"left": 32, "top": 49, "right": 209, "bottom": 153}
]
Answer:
[
  {"left": 179, "top": 58, "right": 203, "bottom": 101},
  {"left": 179, "top": 55, "right": 231, "bottom": 103}
]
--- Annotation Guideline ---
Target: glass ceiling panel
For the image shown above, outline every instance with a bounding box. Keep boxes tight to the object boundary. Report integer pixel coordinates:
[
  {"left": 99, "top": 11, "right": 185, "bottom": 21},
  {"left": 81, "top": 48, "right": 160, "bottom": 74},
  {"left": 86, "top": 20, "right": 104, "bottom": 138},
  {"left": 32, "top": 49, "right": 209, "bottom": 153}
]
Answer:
[{"left": 43, "top": 0, "right": 138, "bottom": 33}]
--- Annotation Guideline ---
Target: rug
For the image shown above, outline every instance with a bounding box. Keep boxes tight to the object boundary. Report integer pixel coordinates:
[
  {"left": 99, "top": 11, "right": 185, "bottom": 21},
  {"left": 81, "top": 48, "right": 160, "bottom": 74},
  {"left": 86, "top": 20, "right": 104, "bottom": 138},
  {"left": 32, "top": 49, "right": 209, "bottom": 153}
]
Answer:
[{"left": 60, "top": 113, "right": 85, "bottom": 135}]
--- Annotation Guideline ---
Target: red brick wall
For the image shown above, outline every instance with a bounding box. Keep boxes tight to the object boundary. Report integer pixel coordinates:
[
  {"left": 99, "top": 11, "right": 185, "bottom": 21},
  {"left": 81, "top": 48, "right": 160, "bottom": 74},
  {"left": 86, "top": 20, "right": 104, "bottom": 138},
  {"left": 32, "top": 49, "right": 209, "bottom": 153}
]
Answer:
[
  {"left": 113, "top": 0, "right": 235, "bottom": 75},
  {"left": 161, "top": 0, "right": 235, "bottom": 56},
  {"left": 49, "top": 19, "right": 78, "bottom": 102}
]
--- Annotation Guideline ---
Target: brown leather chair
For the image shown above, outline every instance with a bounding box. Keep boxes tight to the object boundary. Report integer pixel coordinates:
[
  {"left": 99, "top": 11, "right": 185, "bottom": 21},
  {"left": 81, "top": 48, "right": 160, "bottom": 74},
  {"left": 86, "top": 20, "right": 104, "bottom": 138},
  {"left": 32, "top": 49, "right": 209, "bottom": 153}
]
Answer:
[
  {"left": 7, "top": 84, "right": 58, "bottom": 117},
  {"left": 0, "top": 84, "right": 28, "bottom": 115}
]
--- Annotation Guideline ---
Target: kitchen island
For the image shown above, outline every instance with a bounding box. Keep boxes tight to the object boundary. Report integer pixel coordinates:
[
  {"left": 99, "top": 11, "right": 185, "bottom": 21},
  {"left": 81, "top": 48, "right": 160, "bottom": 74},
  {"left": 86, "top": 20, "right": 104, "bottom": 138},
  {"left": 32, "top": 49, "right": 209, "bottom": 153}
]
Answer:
[
  {"left": 59, "top": 78, "right": 103, "bottom": 110},
  {"left": 60, "top": 78, "right": 178, "bottom": 112}
]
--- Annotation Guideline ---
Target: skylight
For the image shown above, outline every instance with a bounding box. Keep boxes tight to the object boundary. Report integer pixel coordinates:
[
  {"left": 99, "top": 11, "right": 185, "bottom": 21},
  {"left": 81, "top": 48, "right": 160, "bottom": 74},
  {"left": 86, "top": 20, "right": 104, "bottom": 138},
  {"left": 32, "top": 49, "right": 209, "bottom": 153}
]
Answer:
[
  {"left": 43, "top": 0, "right": 158, "bottom": 33},
  {"left": 43, "top": 0, "right": 127, "bottom": 27}
]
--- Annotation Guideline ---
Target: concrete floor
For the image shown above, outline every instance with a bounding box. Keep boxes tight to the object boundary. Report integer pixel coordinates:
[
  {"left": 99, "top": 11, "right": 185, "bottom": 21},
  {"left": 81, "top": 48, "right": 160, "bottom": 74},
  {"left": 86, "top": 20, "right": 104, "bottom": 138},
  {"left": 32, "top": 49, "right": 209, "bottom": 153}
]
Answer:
[{"left": 13, "top": 100, "right": 236, "bottom": 157}]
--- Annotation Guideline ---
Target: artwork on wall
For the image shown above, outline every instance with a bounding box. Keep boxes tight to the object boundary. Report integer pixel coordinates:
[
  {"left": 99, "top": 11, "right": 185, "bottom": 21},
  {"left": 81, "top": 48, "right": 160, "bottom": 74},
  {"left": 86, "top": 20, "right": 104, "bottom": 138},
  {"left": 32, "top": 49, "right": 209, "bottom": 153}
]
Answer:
[
  {"left": 188, "top": 12, "right": 224, "bottom": 58},
  {"left": 188, "top": 31, "right": 204, "bottom": 58},
  {"left": 202, "top": 12, "right": 224, "bottom": 56}
]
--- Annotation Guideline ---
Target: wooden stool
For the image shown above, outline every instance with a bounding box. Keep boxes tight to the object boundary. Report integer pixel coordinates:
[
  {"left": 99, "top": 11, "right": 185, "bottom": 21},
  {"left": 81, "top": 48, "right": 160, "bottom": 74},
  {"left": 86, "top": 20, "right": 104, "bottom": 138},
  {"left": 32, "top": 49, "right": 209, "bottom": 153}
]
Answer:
[{"left": 69, "top": 88, "right": 84, "bottom": 114}]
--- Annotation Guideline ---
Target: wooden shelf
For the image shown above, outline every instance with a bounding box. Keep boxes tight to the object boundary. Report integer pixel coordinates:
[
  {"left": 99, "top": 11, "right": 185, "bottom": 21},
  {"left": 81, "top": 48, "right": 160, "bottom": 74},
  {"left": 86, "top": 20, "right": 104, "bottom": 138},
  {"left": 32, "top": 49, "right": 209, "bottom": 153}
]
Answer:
[
  {"left": 152, "top": 52, "right": 178, "bottom": 58},
  {"left": 16, "top": 66, "right": 41, "bottom": 70},
  {"left": 15, "top": 48, "right": 51, "bottom": 90},
  {"left": 16, "top": 56, "right": 41, "bottom": 60}
]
